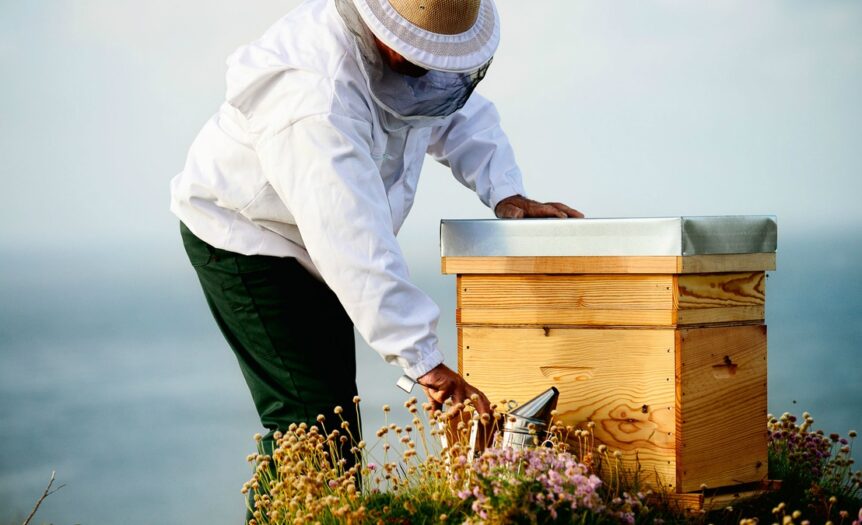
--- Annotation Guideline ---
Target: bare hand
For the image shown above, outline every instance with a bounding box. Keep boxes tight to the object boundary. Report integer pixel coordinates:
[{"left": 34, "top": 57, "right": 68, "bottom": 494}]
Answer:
[
  {"left": 494, "top": 194, "right": 584, "bottom": 219},
  {"left": 416, "top": 364, "right": 492, "bottom": 415}
]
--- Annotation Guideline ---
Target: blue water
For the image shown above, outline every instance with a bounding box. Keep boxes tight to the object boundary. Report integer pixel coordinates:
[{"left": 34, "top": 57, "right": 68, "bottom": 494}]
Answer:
[{"left": 1, "top": 233, "right": 860, "bottom": 524}]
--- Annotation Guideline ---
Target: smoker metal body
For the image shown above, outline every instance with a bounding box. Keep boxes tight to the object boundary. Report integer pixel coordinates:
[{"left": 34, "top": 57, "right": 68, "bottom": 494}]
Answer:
[{"left": 499, "top": 387, "right": 559, "bottom": 450}]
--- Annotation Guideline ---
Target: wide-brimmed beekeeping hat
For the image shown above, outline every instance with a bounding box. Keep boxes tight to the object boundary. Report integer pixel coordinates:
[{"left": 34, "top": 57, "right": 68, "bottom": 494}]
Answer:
[{"left": 350, "top": 0, "right": 500, "bottom": 73}]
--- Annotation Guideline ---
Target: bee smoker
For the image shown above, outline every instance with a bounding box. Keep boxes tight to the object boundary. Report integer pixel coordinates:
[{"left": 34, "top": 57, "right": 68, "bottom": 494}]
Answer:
[
  {"left": 438, "top": 386, "right": 560, "bottom": 456},
  {"left": 500, "top": 386, "right": 559, "bottom": 450}
]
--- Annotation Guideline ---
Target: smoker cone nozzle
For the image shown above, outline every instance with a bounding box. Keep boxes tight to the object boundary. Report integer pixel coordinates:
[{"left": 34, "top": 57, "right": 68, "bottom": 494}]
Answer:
[{"left": 509, "top": 386, "right": 559, "bottom": 426}]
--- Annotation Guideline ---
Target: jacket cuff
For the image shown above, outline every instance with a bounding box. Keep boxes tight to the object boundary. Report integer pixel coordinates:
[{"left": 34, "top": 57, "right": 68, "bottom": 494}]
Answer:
[
  {"left": 489, "top": 173, "right": 527, "bottom": 211},
  {"left": 403, "top": 348, "right": 446, "bottom": 380}
]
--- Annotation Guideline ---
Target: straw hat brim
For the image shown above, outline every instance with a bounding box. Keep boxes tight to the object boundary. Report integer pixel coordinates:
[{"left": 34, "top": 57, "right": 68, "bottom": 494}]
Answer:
[{"left": 351, "top": 0, "right": 500, "bottom": 74}]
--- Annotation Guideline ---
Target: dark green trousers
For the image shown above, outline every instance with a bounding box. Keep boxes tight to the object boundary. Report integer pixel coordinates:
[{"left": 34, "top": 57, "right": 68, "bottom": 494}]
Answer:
[{"left": 180, "top": 222, "right": 362, "bottom": 448}]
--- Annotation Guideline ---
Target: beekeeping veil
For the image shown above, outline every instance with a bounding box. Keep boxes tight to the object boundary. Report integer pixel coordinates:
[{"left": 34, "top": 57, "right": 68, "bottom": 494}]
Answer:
[{"left": 335, "top": 0, "right": 500, "bottom": 124}]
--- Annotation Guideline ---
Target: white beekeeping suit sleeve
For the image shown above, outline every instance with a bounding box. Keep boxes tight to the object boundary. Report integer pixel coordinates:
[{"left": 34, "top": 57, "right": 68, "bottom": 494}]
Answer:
[
  {"left": 427, "top": 92, "right": 527, "bottom": 211},
  {"left": 256, "top": 108, "right": 445, "bottom": 380}
]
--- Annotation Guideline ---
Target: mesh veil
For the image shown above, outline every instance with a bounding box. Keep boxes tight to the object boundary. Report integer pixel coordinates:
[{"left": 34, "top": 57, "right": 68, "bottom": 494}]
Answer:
[{"left": 335, "top": 0, "right": 490, "bottom": 124}]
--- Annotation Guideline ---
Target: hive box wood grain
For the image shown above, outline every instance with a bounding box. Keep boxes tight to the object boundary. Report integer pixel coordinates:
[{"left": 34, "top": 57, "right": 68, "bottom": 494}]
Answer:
[
  {"left": 442, "top": 217, "right": 776, "bottom": 494},
  {"left": 456, "top": 271, "right": 766, "bottom": 327}
]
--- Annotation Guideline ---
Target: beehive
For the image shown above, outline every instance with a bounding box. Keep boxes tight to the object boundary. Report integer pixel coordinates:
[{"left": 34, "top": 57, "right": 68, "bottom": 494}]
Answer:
[{"left": 441, "top": 216, "right": 777, "bottom": 494}]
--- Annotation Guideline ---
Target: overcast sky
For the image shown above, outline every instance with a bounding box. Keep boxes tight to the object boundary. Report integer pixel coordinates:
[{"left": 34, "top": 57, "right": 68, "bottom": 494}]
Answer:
[{"left": 0, "top": 0, "right": 860, "bottom": 257}]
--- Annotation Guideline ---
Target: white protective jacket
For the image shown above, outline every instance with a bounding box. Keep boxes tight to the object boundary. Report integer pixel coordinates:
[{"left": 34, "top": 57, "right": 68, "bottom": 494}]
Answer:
[{"left": 170, "top": 0, "right": 526, "bottom": 379}]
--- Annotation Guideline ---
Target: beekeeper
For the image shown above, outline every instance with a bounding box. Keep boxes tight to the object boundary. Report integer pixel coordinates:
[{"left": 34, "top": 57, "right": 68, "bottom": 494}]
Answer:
[{"left": 170, "top": 0, "right": 582, "bottom": 449}]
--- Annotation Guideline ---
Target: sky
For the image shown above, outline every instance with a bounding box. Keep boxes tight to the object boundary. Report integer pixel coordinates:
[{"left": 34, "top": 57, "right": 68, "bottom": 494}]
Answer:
[{"left": 0, "top": 0, "right": 860, "bottom": 255}]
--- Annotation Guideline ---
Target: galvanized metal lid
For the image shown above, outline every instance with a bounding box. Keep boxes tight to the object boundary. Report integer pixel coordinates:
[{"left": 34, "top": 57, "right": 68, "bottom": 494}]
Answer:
[{"left": 440, "top": 216, "right": 777, "bottom": 257}]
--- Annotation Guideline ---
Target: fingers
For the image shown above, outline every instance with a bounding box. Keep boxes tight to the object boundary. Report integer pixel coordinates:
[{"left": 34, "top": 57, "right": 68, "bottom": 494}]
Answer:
[
  {"left": 454, "top": 382, "right": 491, "bottom": 416},
  {"left": 549, "top": 202, "right": 584, "bottom": 218},
  {"left": 527, "top": 202, "right": 568, "bottom": 218},
  {"left": 421, "top": 385, "right": 443, "bottom": 411},
  {"left": 418, "top": 364, "right": 493, "bottom": 416},
  {"left": 468, "top": 388, "right": 492, "bottom": 416},
  {"left": 495, "top": 194, "right": 583, "bottom": 220},
  {"left": 425, "top": 381, "right": 491, "bottom": 416},
  {"left": 495, "top": 202, "right": 525, "bottom": 219}
]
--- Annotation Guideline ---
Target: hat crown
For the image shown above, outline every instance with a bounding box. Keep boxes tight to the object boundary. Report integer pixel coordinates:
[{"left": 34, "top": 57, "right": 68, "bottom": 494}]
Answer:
[{"left": 386, "top": 0, "right": 481, "bottom": 35}]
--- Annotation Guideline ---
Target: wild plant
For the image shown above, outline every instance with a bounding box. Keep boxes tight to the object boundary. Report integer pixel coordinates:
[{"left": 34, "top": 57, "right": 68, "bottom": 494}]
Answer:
[
  {"left": 768, "top": 412, "right": 860, "bottom": 502},
  {"left": 241, "top": 395, "right": 650, "bottom": 524}
]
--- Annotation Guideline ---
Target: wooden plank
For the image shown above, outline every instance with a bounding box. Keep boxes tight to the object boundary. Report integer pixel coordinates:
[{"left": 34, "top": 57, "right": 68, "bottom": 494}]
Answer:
[
  {"left": 454, "top": 274, "right": 765, "bottom": 326},
  {"left": 459, "top": 274, "right": 674, "bottom": 309},
  {"left": 442, "top": 254, "right": 776, "bottom": 275},
  {"left": 676, "top": 325, "right": 768, "bottom": 492},
  {"left": 442, "top": 256, "right": 682, "bottom": 275},
  {"left": 458, "top": 273, "right": 675, "bottom": 326},
  {"left": 653, "top": 480, "right": 782, "bottom": 512},
  {"left": 461, "top": 326, "right": 678, "bottom": 489},
  {"left": 646, "top": 480, "right": 780, "bottom": 512},
  {"left": 646, "top": 492, "right": 704, "bottom": 513},
  {"left": 704, "top": 490, "right": 763, "bottom": 509},
  {"left": 458, "top": 308, "right": 674, "bottom": 326},
  {"left": 676, "top": 306, "right": 765, "bottom": 326},
  {"left": 457, "top": 326, "right": 463, "bottom": 375},
  {"left": 680, "top": 254, "right": 775, "bottom": 273},
  {"left": 459, "top": 274, "right": 675, "bottom": 308},
  {"left": 701, "top": 482, "right": 781, "bottom": 510},
  {"left": 678, "top": 272, "right": 766, "bottom": 309}
]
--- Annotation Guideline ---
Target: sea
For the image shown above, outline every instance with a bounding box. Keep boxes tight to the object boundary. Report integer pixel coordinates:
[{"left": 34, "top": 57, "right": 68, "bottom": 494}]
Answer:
[{"left": 1, "top": 232, "right": 860, "bottom": 524}]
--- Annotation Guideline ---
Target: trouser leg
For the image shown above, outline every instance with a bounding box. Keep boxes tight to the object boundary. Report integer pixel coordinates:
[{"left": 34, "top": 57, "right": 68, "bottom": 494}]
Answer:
[{"left": 179, "top": 223, "right": 362, "bottom": 519}]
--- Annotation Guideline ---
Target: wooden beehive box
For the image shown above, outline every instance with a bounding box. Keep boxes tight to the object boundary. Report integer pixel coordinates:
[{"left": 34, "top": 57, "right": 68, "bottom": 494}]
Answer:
[{"left": 441, "top": 216, "right": 777, "bottom": 494}]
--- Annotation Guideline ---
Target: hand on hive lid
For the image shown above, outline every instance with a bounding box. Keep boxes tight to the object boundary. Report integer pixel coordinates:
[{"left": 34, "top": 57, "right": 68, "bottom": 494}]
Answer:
[{"left": 494, "top": 194, "right": 584, "bottom": 219}]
